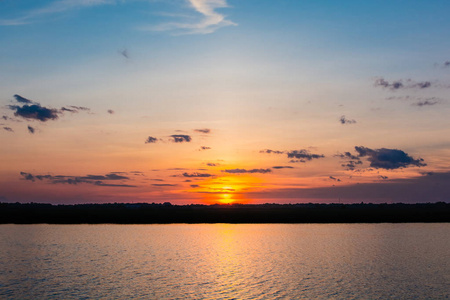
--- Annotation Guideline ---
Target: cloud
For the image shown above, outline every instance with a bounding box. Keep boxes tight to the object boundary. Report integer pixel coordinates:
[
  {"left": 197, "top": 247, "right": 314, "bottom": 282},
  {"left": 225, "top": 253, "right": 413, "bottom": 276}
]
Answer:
[
  {"left": 199, "top": 146, "right": 211, "bottom": 151},
  {"left": 287, "top": 150, "right": 325, "bottom": 161},
  {"left": 60, "top": 106, "right": 90, "bottom": 113},
  {"left": 27, "top": 125, "right": 35, "bottom": 134},
  {"left": 145, "top": 136, "right": 158, "bottom": 144},
  {"left": 260, "top": 149, "right": 285, "bottom": 154},
  {"left": 340, "top": 160, "right": 363, "bottom": 170},
  {"left": 354, "top": 146, "right": 426, "bottom": 169},
  {"left": 80, "top": 173, "right": 130, "bottom": 180},
  {"left": 170, "top": 134, "right": 192, "bottom": 143},
  {"left": 182, "top": 172, "right": 213, "bottom": 177},
  {"left": 329, "top": 176, "right": 341, "bottom": 182},
  {"left": 413, "top": 99, "right": 439, "bottom": 107},
  {"left": 194, "top": 128, "right": 211, "bottom": 134},
  {"left": 107, "top": 109, "right": 114, "bottom": 114},
  {"left": 261, "top": 148, "right": 325, "bottom": 163},
  {"left": 272, "top": 166, "right": 294, "bottom": 169},
  {"left": 190, "top": 184, "right": 200, "bottom": 188},
  {"left": 3, "top": 127, "right": 14, "bottom": 132},
  {"left": 152, "top": 184, "right": 177, "bottom": 187},
  {"left": 206, "top": 163, "right": 219, "bottom": 166},
  {"left": 335, "top": 152, "right": 363, "bottom": 170},
  {"left": 20, "top": 171, "right": 136, "bottom": 187},
  {"left": 2, "top": 115, "right": 20, "bottom": 122},
  {"left": 0, "top": 0, "right": 114, "bottom": 26},
  {"left": 13, "top": 94, "right": 33, "bottom": 104},
  {"left": 9, "top": 104, "right": 59, "bottom": 122},
  {"left": 222, "top": 168, "right": 272, "bottom": 174},
  {"left": 146, "top": 0, "right": 236, "bottom": 35},
  {"left": 374, "top": 77, "right": 433, "bottom": 91},
  {"left": 7, "top": 95, "right": 90, "bottom": 122},
  {"left": 20, "top": 172, "right": 35, "bottom": 181},
  {"left": 340, "top": 115, "right": 356, "bottom": 125}
]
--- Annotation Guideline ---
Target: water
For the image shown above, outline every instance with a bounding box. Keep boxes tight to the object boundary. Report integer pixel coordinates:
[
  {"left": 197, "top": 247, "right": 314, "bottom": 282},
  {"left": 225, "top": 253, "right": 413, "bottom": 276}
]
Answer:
[{"left": 0, "top": 224, "right": 449, "bottom": 299}]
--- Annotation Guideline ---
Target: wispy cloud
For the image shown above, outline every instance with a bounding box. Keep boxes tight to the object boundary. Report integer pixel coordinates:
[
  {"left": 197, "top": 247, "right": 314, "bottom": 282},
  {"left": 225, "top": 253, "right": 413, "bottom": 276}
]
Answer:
[
  {"left": 222, "top": 168, "right": 272, "bottom": 174},
  {"left": 260, "top": 148, "right": 325, "bottom": 163},
  {"left": 20, "top": 171, "right": 136, "bottom": 187},
  {"left": 374, "top": 77, "right": 433, "bottom": 91},
  {"left": 145, "top": 0, "right": 236, "bottom": 34},
  {"left": 194, "top": 128, "right": 211, "bottom": 134},
  {"left": 0, "top": 0, "right": 113, "bottom": 26}
]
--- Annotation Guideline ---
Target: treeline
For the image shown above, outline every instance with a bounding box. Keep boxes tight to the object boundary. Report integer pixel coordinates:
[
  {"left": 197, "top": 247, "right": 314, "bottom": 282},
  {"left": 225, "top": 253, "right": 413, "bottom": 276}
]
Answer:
[{"left": 0, "top": 202, "right": 449, "bottom": 224}]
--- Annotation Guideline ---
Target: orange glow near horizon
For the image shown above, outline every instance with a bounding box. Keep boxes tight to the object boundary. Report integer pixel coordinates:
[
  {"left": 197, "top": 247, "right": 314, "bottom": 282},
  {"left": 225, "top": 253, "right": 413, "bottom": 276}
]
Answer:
[{"left": 190, "top": 174, "right": 266, "bottom": 204}]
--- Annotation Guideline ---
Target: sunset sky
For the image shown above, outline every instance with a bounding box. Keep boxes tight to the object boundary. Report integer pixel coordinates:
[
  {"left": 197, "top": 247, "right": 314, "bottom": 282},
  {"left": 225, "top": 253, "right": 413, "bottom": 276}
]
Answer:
[{"left": 1, "top": 0, "right": 449, "bottom": 204}]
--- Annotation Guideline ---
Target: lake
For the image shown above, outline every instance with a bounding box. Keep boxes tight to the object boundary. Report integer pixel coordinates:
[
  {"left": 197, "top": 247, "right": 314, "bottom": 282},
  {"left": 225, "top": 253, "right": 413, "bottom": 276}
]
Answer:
[{"left": 0, "top": 224, "right": 449, "bottom": 299}]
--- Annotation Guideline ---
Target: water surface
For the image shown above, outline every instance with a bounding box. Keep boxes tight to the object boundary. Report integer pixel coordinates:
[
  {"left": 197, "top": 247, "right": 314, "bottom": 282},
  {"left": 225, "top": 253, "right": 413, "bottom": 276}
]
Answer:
[{"left": 0, "top": 224, "right": 449, "bottom": 299}]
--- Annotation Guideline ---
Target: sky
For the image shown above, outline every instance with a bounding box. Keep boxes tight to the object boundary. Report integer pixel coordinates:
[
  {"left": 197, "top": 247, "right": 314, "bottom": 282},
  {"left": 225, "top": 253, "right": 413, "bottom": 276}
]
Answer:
[{"left": 1, "top": 0, "right": 450, "bottom": 204}]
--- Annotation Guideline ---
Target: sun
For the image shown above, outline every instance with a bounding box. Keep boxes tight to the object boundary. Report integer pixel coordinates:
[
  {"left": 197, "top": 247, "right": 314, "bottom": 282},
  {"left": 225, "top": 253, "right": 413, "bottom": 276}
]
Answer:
[{"left": 219, "top": 193, "right": 234, "bottom": 204}]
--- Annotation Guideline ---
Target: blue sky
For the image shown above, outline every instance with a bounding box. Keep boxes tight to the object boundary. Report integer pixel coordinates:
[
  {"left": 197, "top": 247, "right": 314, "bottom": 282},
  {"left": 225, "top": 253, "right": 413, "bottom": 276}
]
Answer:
[{"left": 1, "top": 0, "right": 449, "bottom": 204}]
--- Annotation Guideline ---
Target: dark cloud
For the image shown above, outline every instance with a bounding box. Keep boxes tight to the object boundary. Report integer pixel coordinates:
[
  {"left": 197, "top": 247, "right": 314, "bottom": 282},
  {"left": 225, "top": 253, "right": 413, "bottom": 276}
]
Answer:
[
  {"left": 379, "top": 175, "right": 388, "bottom": 180},
  {"left": 9, "top": 103, "right": 59, "bottom": 122},
  {"left": 170, "top": 135, "right": 192, "bottom": 143},
  {"left": 335, "top": 152, "right": 363, "bottom": 171},
  {"left": 411, "top": 81, "right": 431, "bottom": 89},
  {"left": 413, "top": 99, "right": 439, "bottom": 107},
  {"left": 27, "top": 125, "right": 35, "bottom": 134},
  {"left": 335, "top": 152, "right": 360, "bottom": 160},
  {"left": 59, "top": 106, "right": 90, "bottom": 113},
  {"left": 7, "top": 95, "right": 90, "bottom": 123},
  {"left": 20, "top": 172, "right": 34, "bottom": 181},
  {"left": 374, "top": 78, "right": 433, "bottom": 91},
  {"left": 20, "top": 172, "right": 136, "bottom": 187},
  {"left": 341, "top": 160, "right": 363, "bottom": 170},
  {"left": 107, "top": 109, "right": 114, "bottom": 114},
  {"left": 261, "top": 149, "right": 325, "bottom": 162},
  {"left": 374, "top": 78, "right": 404, "bottom": 90},
  {"left": 13, "top": 94, "right": 33, "bottom": 104},
  {"left": 206, "top": 163, "right": 219, "bottom": 167},
  {"left": 190, "top": 184, "right": 200, "bottom": 188},
  {"left": 145, "top": 136, "right": 158, "bottom": 144},
  {"left": 94, "top": 182, "right": 136, "bottom": 187},
  {"left": 60, "top": 107, "right": 76, "bottom": 113},
  {"left": 182, "top": 172, "right": 213, "bottom": 178},
  {"left": 272, "top": 166, "right": 294, "bottom": 169},
  {"left": 81, "top": 173, "right": 130, "bottom": 180},
  {"left": 445, "top": 61, "right": 450, "bottom": 67},
  {"left": 3, "top": 126, "right": 13, "bottom": 132},
  {"left": 329, "top": 176, "right": 341, "bottom": 182},
  {"left": 260, "top": 149, "right": 285, "bottom": 154},
  {"left": 222, "top": 168, "right": 272, "bottom": 174},
  {"left": 340, "top": 115, "right": 356, "bottom": 125},
  {"left": 200, "top": 146, "right": 211, "bottom": 151},
  {"left": 287, "top": 150, "right": 325, "bottom": 161},
  {"left": 152, "top": 184, "right": 177, "bottom": 187},
  {"left": 194, "top": 128, "right": 211, "bottom": 134},
  {"left": 354, "top": 146, "right": 426, "bottom": 169}
]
